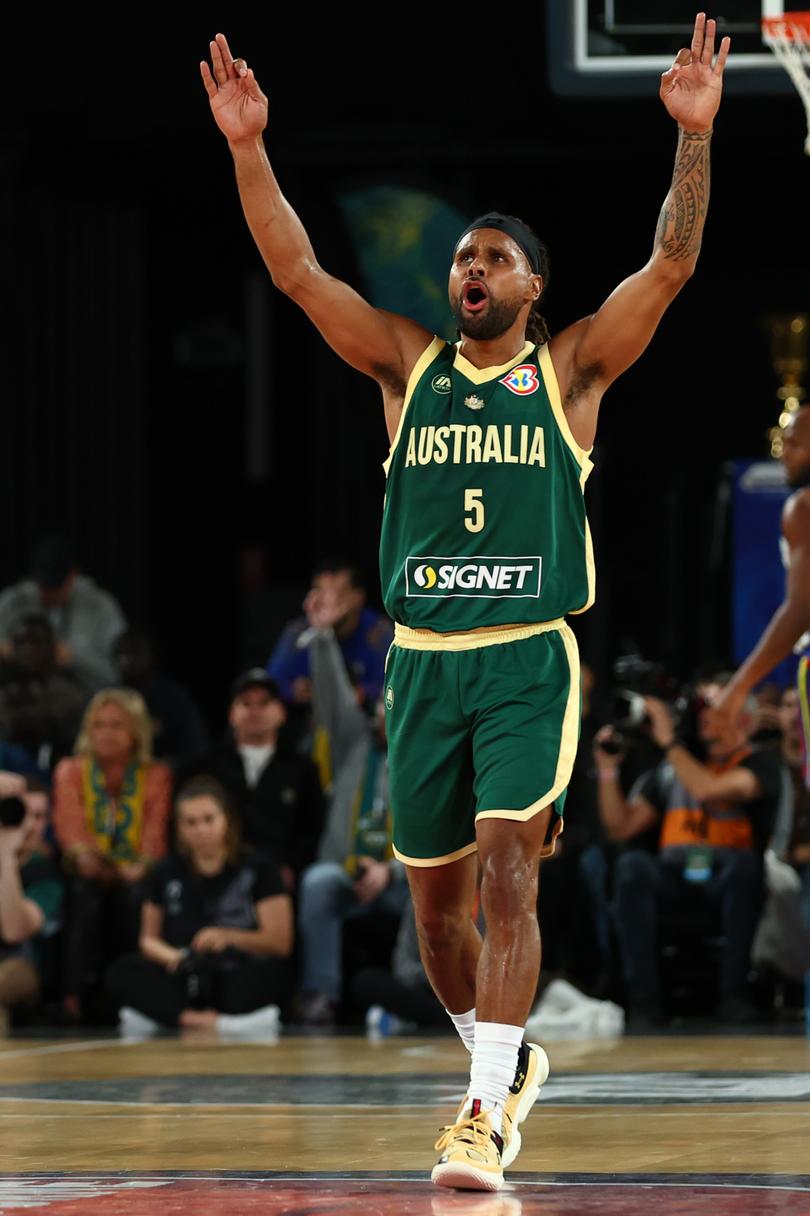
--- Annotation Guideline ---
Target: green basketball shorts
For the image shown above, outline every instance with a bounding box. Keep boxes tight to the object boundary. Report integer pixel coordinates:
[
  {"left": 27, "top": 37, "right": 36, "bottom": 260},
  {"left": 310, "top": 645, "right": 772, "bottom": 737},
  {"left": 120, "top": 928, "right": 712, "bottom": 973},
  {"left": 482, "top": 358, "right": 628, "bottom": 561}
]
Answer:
[{"left": 383, "top": 619, "right": 581, "bottom": 867}]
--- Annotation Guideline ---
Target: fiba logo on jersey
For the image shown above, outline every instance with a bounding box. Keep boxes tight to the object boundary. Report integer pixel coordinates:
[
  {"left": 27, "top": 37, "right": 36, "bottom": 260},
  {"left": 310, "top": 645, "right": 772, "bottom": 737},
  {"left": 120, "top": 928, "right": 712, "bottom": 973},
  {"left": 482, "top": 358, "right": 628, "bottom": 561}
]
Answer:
[
  {"left": 431, "top": 374, "right": 452, "bottom": 394},
  {"left": 412, "top": 564, "right": 438, "bottom": 589},
  {"left": 406, "top": 555, "right": 542, "bottom": 598},
  {"left": 499, "top": 365, "right": 539, "bottom": 395}
]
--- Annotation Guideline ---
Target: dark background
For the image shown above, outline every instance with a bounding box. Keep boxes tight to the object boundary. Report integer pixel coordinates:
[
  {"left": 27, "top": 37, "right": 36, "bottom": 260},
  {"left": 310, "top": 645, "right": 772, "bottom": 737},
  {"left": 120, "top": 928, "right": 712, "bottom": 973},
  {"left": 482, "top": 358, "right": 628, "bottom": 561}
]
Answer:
[{"left": 2, "top": 7, "right": 808, "bottom": 725}]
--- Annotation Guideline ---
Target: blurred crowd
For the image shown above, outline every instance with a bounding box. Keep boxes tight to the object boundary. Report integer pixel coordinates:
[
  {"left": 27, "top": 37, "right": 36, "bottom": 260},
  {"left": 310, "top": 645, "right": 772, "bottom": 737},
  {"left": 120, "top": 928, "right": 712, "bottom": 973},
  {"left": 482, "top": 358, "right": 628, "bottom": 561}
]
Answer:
[{"left": 1, "top": 536, "right": 809, "bottom": 1036}]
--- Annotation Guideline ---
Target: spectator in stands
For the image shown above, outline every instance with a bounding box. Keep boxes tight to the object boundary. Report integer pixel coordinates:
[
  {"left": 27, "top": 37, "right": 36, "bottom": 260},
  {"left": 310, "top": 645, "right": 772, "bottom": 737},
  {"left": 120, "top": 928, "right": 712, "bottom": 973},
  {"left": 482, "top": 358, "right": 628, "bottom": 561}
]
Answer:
[
  {"left": 0, "top": 614, "right": 87, "bottom": 772},
  {"left": 294, "top": 583, "right": 408, "bottom": 1026},
  {"left": 0, "top": 741, "right": 47, "bottom": 785},
  {"left": 0, "top": 777, "right": 63, "bottom": 1032},
  {"left": 107, "top": 776, "right": 293, "bottom": 1034},
  {"left": 596, "top": 678, "right": 781, "bottom": 1027},
  {"left": 175, "top": 671, "right": 324, "bottom": 891},
  {"left": 267, "top": 559, "right": 393, "bottom": 708},
  {"left": 53, "top": 689, "right": 171, "bottom": 1019},
  {"left": 0, "top": 536, "right": 127, "bottom": 692},
  {"left": 112, "top": 628, "right": 208, "bottom": 764}
]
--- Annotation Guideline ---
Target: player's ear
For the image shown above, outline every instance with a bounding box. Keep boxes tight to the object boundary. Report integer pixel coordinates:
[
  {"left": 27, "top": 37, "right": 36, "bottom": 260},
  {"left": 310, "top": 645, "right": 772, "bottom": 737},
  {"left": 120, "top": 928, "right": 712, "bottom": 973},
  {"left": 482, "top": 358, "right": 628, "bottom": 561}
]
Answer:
[{"left": 530, "top": 274, "right": 543, "bottom": 302}]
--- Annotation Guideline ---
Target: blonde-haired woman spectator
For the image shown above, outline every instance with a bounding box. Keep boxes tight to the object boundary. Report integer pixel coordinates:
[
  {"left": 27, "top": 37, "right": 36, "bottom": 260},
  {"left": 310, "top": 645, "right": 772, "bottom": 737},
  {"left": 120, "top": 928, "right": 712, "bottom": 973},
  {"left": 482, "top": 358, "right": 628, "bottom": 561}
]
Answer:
[{"left": 54, "top": 688, "right": 171, "bottom": 1020}]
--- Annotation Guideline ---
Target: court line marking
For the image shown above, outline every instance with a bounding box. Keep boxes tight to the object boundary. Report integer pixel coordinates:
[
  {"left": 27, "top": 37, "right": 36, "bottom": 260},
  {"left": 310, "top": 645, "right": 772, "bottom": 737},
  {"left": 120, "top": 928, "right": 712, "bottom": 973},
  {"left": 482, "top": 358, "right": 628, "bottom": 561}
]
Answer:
[
  {"left": 0, "top": 1102, "right": 807, "bottom": 1117},
  {"left": 0, "top": 1041, "right": 124, "bottom": 1060},
  {"left": 3, "top": 1173, "right": 807, "bottom": 1192}
]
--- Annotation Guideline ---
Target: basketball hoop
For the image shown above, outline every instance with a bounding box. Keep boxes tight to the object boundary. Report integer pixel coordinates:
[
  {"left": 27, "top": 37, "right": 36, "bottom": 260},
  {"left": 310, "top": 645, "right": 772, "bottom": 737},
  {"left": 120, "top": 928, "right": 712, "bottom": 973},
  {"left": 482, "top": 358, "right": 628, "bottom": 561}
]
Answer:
[{"left": 762, "top": 11, "right": 810, "bottom": 154}]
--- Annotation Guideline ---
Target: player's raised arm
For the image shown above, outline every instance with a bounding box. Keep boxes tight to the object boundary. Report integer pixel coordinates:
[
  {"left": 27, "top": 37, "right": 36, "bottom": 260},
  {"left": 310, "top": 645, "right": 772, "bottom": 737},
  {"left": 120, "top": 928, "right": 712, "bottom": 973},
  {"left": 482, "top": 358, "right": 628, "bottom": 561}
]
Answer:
[
  {"left": 200, "top": 34, "right": 431, "bottom": 410},
  {"left": 550, "top": 13, "right": 731, "bottom": 446}
]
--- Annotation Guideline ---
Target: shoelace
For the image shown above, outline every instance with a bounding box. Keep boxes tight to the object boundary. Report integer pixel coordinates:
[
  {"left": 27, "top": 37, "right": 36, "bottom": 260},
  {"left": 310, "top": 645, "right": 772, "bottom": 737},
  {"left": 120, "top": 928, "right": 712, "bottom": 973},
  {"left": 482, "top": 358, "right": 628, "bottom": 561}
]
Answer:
[{"left": 434, "top": 1113, "right": 501, "bottom": 1155}]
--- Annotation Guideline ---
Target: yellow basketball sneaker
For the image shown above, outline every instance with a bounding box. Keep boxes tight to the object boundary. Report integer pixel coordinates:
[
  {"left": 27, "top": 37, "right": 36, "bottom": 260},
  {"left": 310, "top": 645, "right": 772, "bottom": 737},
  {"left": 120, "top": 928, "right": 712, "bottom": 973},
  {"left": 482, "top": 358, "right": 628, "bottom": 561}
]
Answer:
[
  {"left": 431, "top": 1100, "right": 507, "bottom": 1191},
  {"left": 500, "top": 1041, "right": 549, "bottom": 1168}
]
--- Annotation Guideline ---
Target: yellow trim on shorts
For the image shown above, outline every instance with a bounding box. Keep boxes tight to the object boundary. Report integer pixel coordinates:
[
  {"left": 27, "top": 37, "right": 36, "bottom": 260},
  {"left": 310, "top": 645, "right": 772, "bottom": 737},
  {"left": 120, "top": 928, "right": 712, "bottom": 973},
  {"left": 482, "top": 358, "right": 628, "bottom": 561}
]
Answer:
[
  {"left": 475, "top": 622, "right": 581, "bottom": 821},
  {"left": 393, "top": 840, "right": 479, "bottom": 868},
  {"left": 799, "top": 657, "right": 810, "bottom": 750},
  {"left": 393, "top": 618, "right": 565, "bottom": 652},
  {"left": 382, "top": 336, "right": 445, "bottom": 476}
]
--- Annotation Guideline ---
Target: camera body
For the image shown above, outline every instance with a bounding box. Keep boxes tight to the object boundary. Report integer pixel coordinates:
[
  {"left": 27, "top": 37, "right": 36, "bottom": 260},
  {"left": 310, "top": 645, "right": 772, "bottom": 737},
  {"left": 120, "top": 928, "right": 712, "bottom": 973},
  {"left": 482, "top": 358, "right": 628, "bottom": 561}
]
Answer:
[
  {"left": 0, "top": 796, "right": 26, "bottom": 829},
  {"left": 609, "top": 655, "right": 706, "bottom": 756}
]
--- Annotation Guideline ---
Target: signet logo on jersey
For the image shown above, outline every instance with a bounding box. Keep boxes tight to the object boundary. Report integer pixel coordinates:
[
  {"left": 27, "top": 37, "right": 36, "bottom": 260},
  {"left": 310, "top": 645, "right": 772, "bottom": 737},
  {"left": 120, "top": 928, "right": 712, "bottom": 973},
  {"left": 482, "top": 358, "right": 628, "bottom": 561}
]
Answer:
[
  {"left": 406, "top": 556, "right": 542, "bottom": 599},
  {"left": 431, "top": 373, "right": 452, "bottom": 395},
  {"left": 499, "top": 364, "right": 539, "bottom": 396}
]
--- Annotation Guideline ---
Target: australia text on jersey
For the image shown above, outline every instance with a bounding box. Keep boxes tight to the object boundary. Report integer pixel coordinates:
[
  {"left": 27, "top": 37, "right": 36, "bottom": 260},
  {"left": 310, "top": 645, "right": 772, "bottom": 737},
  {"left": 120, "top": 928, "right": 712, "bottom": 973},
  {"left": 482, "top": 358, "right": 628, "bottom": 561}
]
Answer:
[{"left": 403, "top": 423, "right": 546, "bottom": 468}]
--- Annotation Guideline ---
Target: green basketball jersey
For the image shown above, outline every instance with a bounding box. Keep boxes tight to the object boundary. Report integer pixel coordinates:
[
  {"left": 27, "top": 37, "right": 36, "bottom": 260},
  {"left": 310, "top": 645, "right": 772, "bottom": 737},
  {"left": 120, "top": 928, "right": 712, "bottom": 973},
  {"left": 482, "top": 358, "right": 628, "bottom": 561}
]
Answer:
[{"left": 379, "top": 337, "right": 595, "bottom": 630}]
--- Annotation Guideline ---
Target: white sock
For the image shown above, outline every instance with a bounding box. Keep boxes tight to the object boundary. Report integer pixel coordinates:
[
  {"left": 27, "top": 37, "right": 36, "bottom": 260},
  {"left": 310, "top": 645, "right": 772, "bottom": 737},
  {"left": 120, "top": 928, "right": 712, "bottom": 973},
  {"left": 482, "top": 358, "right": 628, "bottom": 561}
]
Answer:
[
  {"left": 467, "top": 1021, "right": 524, "bottom": 1134},
  {"left": 217, "top": 1004, "right": 281, "bottom": 1036},
  {"left": 119, "top": 1006, "right": 160, "bottom": 1036},
  {"left": 446, "top": 1006, "right": 476, "bottom": 1054}
]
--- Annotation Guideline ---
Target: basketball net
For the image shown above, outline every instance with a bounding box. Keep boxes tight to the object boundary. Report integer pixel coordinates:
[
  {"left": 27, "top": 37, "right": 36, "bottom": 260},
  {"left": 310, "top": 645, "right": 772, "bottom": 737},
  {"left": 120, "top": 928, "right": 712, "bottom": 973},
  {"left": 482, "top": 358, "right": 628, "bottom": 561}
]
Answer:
[{"left": 762, "top": 11, "right": 810, "bottom": 155}]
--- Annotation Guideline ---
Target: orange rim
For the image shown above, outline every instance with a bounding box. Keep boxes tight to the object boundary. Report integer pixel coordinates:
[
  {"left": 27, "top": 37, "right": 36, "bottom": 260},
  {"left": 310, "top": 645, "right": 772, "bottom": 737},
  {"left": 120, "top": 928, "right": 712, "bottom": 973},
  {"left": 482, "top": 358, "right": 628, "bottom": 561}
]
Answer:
[{"left": 762, "top": 12, "right": 810, "bottom": 40}]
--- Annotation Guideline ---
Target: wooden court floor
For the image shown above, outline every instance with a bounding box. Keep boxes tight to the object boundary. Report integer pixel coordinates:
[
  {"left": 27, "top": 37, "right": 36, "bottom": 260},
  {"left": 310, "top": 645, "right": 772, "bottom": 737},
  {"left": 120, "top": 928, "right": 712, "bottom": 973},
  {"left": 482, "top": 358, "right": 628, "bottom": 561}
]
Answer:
[{"left": 0, "top": 1030, "right": 808, "bottom": 1213}]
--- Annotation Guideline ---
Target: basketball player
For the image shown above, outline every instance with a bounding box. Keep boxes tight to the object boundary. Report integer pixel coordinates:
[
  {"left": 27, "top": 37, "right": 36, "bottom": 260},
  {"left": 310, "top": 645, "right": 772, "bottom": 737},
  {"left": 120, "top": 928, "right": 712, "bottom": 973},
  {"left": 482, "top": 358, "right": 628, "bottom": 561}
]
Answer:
[
  {"left": 202, "top": 13, "right": 729, "bottom": 1191},
  {"left": 715, "top": 409, "right": 810, "bottom": 768}
]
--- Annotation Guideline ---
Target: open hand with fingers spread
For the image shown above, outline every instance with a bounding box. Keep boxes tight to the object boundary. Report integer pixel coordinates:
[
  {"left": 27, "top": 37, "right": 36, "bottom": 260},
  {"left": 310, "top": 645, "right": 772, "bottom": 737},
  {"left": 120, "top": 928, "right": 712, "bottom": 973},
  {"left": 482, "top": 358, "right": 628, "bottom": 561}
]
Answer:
[
  {"left": 660, "top": 12, "right": 731, "bottom": 131},
  {"left": 200, "top": 32, "right": 268, "bottom": 144}
]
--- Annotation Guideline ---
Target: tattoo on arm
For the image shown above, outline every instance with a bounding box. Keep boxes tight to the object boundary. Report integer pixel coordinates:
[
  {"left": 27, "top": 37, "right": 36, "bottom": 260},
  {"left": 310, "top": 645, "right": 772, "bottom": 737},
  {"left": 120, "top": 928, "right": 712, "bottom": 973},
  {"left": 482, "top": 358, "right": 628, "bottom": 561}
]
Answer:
[{"left": 655, "top": 129, "right": 712, "bottom": 261}]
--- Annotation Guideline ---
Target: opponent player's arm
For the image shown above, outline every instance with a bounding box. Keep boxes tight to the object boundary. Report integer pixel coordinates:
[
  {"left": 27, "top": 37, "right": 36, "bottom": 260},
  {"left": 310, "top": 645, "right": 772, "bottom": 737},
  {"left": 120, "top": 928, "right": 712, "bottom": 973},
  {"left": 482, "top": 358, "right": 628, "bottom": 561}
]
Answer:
[
  {"left": 201, "top": 35, "right": 431, "bottom": 425},
  {"left": 724, "top": 495, "right": 810, "bottom": 700},
  {"left": 549, "top": 14, "right": 729, "bottom": 445}
]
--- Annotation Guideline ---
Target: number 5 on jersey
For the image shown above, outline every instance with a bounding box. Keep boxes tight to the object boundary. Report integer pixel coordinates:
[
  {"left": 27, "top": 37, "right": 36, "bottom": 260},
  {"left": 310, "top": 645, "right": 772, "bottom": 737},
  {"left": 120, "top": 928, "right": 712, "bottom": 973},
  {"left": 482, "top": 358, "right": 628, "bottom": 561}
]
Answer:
[{"left": 465, "top": 488, "right": 485, "bottom": 533}]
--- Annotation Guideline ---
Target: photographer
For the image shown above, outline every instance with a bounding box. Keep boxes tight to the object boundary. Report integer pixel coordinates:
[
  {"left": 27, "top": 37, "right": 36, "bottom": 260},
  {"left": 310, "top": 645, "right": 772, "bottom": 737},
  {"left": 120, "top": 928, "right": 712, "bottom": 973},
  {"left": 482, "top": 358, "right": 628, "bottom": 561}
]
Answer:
[
  {"left": 107, "top": 776, "right": 293, "bottom": 1033},
  {"left": 595, "top": 678, "right": 781, "bottom": 1026},
  {"left": 0, "top": 777, "right": 63, "bottom": 1030}
]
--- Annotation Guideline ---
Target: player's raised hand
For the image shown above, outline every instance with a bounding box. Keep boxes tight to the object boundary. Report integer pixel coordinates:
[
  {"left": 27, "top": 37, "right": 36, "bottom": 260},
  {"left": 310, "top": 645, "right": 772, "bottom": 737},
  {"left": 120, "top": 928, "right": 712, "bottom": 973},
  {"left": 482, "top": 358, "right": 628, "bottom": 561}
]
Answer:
[
  {"left": 200, "top": 33, "right": 268, "bottom": 143},
  {"left": 660, "top": 12, "right": 730, "bottom": 132}
]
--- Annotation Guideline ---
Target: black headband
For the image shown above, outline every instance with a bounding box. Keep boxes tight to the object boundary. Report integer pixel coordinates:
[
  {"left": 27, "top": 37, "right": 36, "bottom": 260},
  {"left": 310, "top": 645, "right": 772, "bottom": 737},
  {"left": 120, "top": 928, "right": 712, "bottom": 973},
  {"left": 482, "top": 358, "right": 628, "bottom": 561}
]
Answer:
[{"left": 455, "top": 212, "right": 542, "bottom": 275}]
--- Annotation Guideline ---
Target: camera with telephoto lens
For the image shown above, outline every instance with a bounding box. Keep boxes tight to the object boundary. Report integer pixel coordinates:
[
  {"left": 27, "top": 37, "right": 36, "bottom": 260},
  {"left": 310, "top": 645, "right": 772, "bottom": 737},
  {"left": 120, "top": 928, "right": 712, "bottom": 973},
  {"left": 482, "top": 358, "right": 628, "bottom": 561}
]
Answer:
[
  {"left": 0, "top": 797, "right": 26, "bottom": 828},
  {"left": 605, "top": 655, "right": 706, "bottom": 756}
]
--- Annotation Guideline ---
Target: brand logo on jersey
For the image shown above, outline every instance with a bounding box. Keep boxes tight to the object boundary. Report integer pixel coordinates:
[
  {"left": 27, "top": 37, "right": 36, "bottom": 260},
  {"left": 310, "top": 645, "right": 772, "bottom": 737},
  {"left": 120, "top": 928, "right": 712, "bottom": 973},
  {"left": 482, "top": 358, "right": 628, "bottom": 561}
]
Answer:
[
  {"left": 406, "top": 556, "right": 542, "bottom": 599},
  {"left": 464, "top": 394, "right": 485, "bottom": 411},
  {"left": 412, "top": 564, "right": 438, "bottom": 589},
  {"left": 432, "top": 374, "right": 452, "bottom": 395},
  {"left": 385, "top": 685, "right": 394, "bottom": 709},
  {"left": 499, "top": 365, "right": 539, "bottom": 396}
]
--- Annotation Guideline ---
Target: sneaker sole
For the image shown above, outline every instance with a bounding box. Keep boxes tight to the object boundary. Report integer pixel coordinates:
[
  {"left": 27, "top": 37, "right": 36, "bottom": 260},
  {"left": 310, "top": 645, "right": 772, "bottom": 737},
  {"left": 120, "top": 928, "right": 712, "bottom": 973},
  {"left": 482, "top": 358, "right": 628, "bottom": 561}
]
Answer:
[
  {"left": 501, "top": 1043, "right": 549, "bottom": 1169},
  {"left": 431, "top": 1162, "right": 503, "bottom": 1191}
]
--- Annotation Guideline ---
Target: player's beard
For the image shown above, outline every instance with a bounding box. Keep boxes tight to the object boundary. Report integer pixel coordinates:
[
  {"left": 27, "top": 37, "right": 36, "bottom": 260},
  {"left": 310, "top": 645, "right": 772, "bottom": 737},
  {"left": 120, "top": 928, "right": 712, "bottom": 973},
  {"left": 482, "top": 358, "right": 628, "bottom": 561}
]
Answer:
[{"left": 451, "top": 292, "right": 524, "bottom": 341}]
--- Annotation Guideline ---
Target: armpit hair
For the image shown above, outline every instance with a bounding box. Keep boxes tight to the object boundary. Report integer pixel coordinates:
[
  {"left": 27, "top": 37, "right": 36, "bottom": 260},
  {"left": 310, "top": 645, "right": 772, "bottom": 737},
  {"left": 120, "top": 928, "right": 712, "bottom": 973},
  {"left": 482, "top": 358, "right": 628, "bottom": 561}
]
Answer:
[
  {"left": 372, "top": 363, "right": 407, "bottom": 398},
  {"left": 564, "top": 361, "right": 603, "bottom": 407}
]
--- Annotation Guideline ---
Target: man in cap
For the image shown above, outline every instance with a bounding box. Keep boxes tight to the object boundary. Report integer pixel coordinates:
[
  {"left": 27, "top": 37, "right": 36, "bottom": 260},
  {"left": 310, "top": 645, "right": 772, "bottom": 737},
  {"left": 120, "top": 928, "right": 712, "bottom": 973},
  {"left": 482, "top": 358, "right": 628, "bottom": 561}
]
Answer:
[
  {"left": 202, "top": 13, "right": 730, "bottom": 1188},
  {"left": 175, "top": 670, "right": 324, "bottom": 892}
]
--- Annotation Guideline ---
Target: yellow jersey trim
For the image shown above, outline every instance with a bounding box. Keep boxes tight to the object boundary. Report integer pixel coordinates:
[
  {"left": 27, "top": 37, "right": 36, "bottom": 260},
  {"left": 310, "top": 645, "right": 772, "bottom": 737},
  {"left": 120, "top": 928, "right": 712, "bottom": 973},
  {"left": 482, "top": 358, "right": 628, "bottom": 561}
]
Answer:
[
  {"left": 538, "top": 342, "right": 594, "bottom": 477},
  {"left": 392, "top": 840, "right": 479, "bottom": 868},
  {"left": 453, "top": 340, "right": 534, "bottom": 385},
  {"left": 382, "top": 335, "right": 445, "bottom": 476},
  {"left": 393, "top": 618, "right": 565, "bottom": 652}
]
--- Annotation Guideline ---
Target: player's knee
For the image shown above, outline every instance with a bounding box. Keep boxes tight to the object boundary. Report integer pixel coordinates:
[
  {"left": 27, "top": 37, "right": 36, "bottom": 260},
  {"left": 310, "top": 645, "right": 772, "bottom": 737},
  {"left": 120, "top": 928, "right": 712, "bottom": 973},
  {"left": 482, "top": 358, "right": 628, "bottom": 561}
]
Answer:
[
  {"left": 479, "top": 850, "right": 538, "bottom": 924},
  {"left": 415, "top": 907, "right": 471, "bottom": 957}
]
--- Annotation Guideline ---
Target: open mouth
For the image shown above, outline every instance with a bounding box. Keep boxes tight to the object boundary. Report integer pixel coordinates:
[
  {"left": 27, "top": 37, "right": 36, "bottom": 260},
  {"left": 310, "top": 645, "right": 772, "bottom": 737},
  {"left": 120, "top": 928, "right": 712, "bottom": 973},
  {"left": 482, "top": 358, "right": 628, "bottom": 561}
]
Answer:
[{"left": 462, "top": 281, "right": 489, "bottom": 313}]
